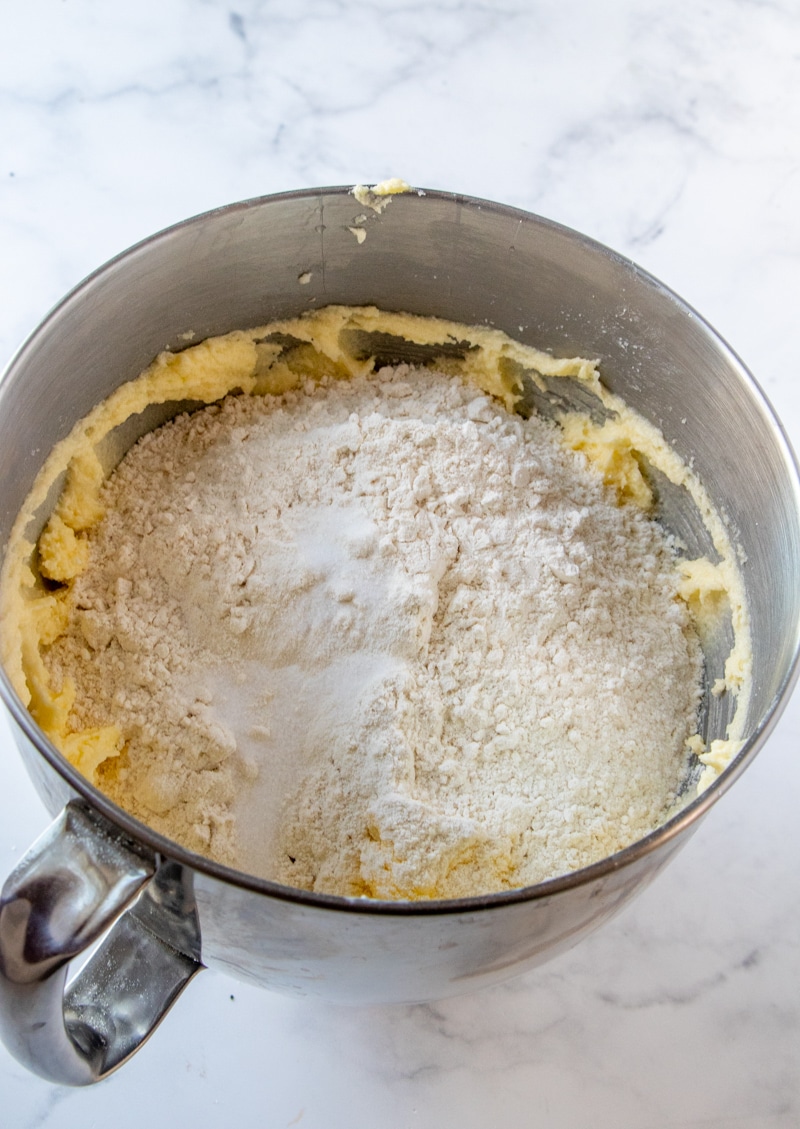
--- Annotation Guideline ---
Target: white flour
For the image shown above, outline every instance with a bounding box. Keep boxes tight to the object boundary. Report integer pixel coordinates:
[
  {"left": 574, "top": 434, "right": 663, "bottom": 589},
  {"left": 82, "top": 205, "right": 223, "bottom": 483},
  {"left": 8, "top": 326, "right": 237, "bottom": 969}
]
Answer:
[{"left": 48, "top": 365, "right": 702, "bottom": 898}]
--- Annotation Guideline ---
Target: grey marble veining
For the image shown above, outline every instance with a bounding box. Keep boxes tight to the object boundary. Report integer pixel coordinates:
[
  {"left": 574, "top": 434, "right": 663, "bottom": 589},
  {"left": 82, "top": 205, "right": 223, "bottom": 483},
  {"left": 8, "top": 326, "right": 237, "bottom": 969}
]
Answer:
[{"left": 1, "top": 1, "right": 799, "bottom": 1125}]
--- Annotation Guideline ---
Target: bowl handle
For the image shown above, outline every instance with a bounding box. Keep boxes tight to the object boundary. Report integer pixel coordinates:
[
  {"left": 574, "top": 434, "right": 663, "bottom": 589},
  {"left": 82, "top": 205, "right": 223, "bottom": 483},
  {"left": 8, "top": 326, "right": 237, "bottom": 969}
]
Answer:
[{"left": 0, "top": 799, "right": 204, "bottom": 1084}]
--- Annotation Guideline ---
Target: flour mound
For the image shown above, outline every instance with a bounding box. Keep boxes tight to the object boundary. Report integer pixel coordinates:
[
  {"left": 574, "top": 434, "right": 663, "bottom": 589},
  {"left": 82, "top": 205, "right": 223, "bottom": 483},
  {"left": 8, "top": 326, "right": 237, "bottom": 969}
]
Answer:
[{"left": 47, "top": 367, "right": 702, "bottom": 898}]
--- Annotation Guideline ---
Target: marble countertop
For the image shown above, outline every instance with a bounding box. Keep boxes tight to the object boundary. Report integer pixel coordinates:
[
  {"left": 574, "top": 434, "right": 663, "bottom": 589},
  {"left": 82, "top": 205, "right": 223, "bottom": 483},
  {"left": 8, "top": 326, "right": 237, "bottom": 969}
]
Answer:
[{"left": 1, "top": 2, "right": 799, "bottom": 1125}]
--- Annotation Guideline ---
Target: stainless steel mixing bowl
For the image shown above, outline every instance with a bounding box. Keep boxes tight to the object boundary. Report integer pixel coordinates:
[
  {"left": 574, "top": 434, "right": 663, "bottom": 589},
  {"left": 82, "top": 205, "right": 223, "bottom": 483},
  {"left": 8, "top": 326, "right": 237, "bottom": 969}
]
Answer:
[{"left": 1, "top": 187, "right": 798, "bottom": 1085}]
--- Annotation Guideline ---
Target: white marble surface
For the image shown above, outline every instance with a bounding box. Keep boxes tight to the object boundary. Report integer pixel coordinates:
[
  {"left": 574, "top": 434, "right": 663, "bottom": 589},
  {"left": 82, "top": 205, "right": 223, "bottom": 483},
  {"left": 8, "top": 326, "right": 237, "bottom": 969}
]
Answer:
[{"left": 1, "top": 1, "right": 799, "bottom": 1124}]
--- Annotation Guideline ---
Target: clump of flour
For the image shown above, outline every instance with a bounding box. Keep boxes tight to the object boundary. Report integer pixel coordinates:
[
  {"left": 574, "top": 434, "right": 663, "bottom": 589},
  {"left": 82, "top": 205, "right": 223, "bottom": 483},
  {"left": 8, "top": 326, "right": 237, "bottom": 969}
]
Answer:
[{"left": 45, "top": 367, "right": 702, "bottom": 898}]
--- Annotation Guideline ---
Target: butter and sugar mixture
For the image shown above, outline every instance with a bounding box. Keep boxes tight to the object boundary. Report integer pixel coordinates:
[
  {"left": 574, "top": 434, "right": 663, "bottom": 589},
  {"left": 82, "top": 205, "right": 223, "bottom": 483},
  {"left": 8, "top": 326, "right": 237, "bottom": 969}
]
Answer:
[{"left": 0, "top": 307, "right": 751, "bottom": 898}]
